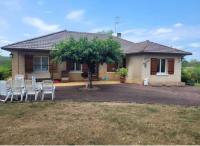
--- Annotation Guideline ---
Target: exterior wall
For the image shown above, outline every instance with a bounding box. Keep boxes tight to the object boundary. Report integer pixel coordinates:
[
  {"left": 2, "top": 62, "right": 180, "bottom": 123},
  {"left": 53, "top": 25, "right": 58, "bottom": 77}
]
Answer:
[
  {"left": 52, "top": 62, "right": 66, "bottom": 79},
  {"left": 68, "top": 72, "right": 84, "bottom": 81},
  {"left": 99, "top": 63, "right": 119, "bottom": 81},
  {"left": 126, "top": 54, "right": 182, "bottom": 85},
  {"left": 11, "top": 51, "right": 182, "bottom": 85},
  {"left": 11, "top": 51, "right": 25, "bottom": 79},
  {"left": 11, "top": 51, "right": 50, "bottom": 79},
  {"left": 142, "top": 54, "right": 182, "bottom": 85},
  {"left": 11, "top": 51, "right": 119, "bottom": 81},
  {"left": 126, "top": 55, "right": 144, "bottom": 84}
]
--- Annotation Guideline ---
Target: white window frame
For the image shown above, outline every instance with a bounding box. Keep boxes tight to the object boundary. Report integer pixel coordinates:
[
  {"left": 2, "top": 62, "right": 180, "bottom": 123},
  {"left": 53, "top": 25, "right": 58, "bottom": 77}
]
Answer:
[
  {"left": 156, "top": 58, "right": 167, "bottom": 76},
  {"left": 70, "top": 62, "right": 82, "bottom": 73},
  {"left": 33, "top": 56, "right": 49, "bottom": 72}
]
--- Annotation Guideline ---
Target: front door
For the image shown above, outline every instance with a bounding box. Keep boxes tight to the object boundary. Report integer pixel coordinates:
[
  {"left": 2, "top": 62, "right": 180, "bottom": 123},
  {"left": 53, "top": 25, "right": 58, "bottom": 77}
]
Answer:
[{"left": 82, "top": 63, "right": 99, "bottom": 80}]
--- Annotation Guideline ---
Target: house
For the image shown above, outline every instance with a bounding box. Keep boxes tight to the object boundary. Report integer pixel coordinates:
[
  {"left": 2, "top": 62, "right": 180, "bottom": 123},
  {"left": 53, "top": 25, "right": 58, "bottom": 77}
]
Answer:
[{"left": 1, "top": 30, "right": 192, "bottom": 85}]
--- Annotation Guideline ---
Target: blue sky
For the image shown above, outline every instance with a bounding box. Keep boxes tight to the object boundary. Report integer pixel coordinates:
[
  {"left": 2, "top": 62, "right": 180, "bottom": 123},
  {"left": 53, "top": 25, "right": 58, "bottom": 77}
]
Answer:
[{"left": 0, "top": 0, "right": 200, "bottom": 60}]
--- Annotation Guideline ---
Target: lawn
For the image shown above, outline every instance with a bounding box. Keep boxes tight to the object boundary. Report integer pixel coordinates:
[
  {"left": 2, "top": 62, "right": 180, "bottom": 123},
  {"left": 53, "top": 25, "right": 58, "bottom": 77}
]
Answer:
[{"left": 0, "top": 101, "right": 200, "bottom": 144}]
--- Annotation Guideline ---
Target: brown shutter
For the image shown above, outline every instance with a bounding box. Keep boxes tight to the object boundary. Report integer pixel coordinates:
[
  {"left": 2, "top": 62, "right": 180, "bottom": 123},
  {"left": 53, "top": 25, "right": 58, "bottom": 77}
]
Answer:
[
  {"left": 151, "top": 58, "right": 159, "bottom": 75},
  {"left": 25, "top": 55, "right": 33, "bottom": 73},
  {"left": 107, "top": 63, "right": 118, "bottom": 72},
  {"left": 168, "top": 58, "right": 175, "bottom": 74},
  {"left": 82, "top": 64, "right": 88, "bottom": 72}
]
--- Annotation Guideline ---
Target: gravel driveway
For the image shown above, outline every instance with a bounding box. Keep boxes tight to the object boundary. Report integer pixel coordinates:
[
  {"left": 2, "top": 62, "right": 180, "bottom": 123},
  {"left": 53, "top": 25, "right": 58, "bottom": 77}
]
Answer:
[{"left": 55, "top": 84, "right": 200, "bottom": 106}]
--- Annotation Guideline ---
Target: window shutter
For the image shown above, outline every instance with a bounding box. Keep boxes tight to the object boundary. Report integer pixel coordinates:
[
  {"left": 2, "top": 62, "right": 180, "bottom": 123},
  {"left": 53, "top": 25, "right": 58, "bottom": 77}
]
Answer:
[
  {"left": 168, "top": 58, "right": 175, "bottom": 74},
  {"left": 82, "top": 64, "right": 88, "bottom": 72},
  {"left": 25, "top": 55, "right": 33, "bottom": 73},
  {"left": 151, "top": 58, "right": 159, "bottom": 75}
]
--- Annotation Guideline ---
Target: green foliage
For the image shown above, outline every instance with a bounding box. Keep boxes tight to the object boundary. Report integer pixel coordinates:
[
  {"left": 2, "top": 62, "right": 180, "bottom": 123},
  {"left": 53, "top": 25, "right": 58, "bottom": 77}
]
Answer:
[
  {"left": 0, "top": 55, "right": 11, "bottom": 80},
  {"left": 51, "top": 37, "right": 123, "bottom": 88},
  {"left": 51, "top": 37, "right": 123, "bottom": 64},
  {"left": 182, "top": 59, "right": 200, "bottom": 86},
  {"left": 117, "top": 68, "right": 128, "bottom": 77}
]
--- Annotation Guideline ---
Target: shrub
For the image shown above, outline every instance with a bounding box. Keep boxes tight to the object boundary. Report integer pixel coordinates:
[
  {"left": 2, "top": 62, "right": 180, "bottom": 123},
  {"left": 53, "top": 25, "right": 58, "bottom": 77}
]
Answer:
[
  {"left": 117, "top": 68, "right": 128, "bottom": 77},
  {"left": 0, "top": 67, "right": 11, "bottom": 80},
  {"left": 182, "top": 67, "right": 200, "bottom": 86}
]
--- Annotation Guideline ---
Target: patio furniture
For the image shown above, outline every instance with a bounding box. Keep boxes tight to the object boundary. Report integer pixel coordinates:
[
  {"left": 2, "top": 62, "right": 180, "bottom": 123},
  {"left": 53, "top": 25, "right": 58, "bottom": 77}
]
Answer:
[
  {"left": 0, "top": 80, "right": 12, "bottom": 103},
  {"left": 41, "top": 80, "right": 55, "bottom": 101},
  {"left": 15, "top": 74, "right": 24, "bottom": 81},
  {"left": 10, "top": 80, "right": 25, "bottom": 102},
  {"left": 25, "top": 80, "right": 40, "bottom": 101}
]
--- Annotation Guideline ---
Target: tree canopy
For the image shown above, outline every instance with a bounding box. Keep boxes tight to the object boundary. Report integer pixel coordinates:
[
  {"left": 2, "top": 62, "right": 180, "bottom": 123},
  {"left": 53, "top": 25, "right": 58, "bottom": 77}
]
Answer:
[{"left": 51, "top": 37, "right": 123, "bottom": 88}]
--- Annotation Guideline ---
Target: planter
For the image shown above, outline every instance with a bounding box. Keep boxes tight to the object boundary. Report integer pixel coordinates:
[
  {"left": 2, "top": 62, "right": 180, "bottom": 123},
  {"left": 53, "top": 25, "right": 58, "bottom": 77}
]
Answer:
[{"left": 120, "top": 76, "right": 126, "bottom": 83}]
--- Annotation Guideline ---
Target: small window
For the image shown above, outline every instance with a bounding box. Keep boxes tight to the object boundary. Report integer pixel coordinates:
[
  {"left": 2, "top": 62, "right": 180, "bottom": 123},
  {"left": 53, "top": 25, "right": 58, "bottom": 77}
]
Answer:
[
  {"left": 33, "top": 56, "right": 49, "bottom": 72},
  {"left": 70, "top": 62, "right": 82, "bottom": 72},
  {"left": 107, "top": 63, "right": 118, "bottom": 72},
  {"left": 157, "top": 59, "right": 166, "bottom": 74}
]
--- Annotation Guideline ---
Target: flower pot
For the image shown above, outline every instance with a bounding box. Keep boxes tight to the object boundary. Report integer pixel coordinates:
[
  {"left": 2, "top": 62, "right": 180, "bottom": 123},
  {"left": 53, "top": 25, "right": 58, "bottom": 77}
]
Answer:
[{"left": 120, "top": 76, "right": 126, "bottom": 83}]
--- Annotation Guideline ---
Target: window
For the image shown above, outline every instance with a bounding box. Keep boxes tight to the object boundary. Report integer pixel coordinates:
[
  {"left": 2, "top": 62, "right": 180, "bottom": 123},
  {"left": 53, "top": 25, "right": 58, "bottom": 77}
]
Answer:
[
  {"left": 151, "top": 58, "right": 166, "bottom": 75},
  {"left": 70, "top": 62, "right": 82, "bottom": 72},
  {"left": 33, "top": 56, "right": 49, "bottom": 72},
  {"left": 107, "top": 63, "right": 118, "bottom": 72},
  {"left": 157, "top": 59, "right": 166, "bottom": 74}
]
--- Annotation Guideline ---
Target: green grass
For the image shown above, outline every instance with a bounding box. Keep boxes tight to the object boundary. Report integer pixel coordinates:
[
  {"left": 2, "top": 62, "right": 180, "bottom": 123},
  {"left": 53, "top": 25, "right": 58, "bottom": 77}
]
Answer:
[{"left": 0, "top": 101, "right": 200, "bottom": 145}]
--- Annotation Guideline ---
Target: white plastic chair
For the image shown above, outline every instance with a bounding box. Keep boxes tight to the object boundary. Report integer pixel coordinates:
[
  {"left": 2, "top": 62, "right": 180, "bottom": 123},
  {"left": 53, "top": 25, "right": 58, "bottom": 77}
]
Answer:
[
  {"left": 10, "top": 80, "right": 24, "bottom": 102},
  {"left": 41, "top": 80, "right": 55, "bottom": 101},
  {"left": 0, "top": 80, "right": 12, "bottom": 103},
  {"left": 25, "top": 80, "right": 39, "bottom": 101},
  {"left": 15, "top": 74, "right": 24, "bottom": 81}
]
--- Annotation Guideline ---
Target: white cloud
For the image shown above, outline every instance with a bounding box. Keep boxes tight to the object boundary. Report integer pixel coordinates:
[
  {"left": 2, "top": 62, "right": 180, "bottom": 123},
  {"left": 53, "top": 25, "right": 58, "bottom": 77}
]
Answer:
[
  {"left": 123, "top": 24, "right": 200, "bottom": 43},
  {"left": 153, "top": 28, "right": 173, "bottom": 35},
  {"left": 66, "top": 10, "right": 85, "bottom": 21},
  {"left": 189, "top": 43, "right": 200, "bottom": 48},
  {"left": 23, "top": 17, "right": 60, "bottom": 33},
  {"left": 174, "top": 23, "right": 183, "bottom": 28},
  {"left": 90, "top": 27, "right": 113, "bottom": 33},
  {"left": 171, "top": 36, "right": 180, "bottom": 42},
  {"left": 0, "top": 36, "right": 12, "bottom": 47}
]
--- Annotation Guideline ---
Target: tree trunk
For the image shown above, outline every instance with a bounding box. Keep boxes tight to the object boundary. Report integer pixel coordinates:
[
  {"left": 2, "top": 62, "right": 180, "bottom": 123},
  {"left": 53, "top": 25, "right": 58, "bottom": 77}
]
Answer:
[
  {"left": 88, "top": 71, "right": 93, "bottom": 88},
  {"left": 88, "top": 65, "right": 93, "bottom": 88}
]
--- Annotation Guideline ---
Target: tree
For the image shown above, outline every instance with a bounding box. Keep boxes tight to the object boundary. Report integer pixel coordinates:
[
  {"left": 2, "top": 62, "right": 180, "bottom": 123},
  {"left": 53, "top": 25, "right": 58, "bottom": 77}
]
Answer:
[{"left": 51, "top": 37, "right": 123, "bottom": 88}]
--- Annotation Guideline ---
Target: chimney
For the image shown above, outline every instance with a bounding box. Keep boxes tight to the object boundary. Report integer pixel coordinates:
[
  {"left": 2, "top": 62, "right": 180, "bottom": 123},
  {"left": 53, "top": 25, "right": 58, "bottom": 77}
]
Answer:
[{"left": 117, "top": 32, "right": 121, "bottom": 38}]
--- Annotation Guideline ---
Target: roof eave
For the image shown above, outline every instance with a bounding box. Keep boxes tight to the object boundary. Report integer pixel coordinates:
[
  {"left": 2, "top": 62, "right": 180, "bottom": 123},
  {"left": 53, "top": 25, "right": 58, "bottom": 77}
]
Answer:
[
  {"left": 125, "top": 51, "right": 192, "bottom": 56},
  {"left": 1, "top": 47, "right": 51, "bottom": 52}
]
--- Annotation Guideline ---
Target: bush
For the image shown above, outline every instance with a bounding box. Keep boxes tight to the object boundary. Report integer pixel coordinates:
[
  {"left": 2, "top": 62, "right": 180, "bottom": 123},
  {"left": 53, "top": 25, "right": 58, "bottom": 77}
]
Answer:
[
  {"left": 182, "top": 67, "right": 200, "bottom": 86},
  {"left": 0, "top": 68, "right": 11, "bottom": 80},
  {"left": 117, "top": 68, "right": 128, "bottom": 77}
]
